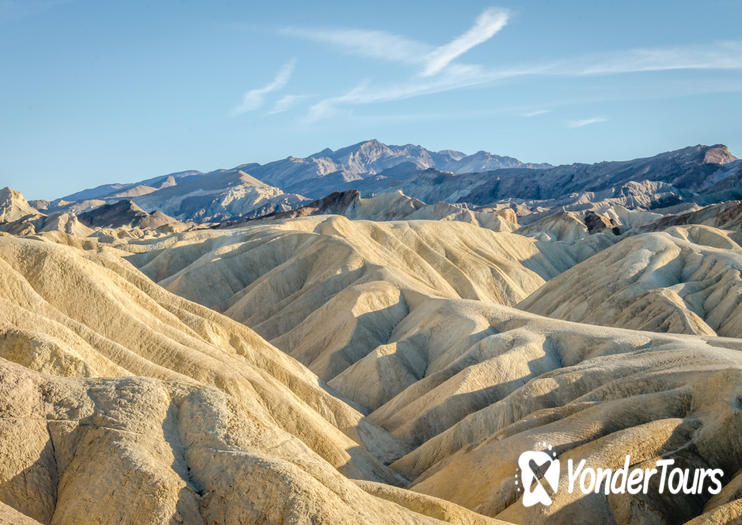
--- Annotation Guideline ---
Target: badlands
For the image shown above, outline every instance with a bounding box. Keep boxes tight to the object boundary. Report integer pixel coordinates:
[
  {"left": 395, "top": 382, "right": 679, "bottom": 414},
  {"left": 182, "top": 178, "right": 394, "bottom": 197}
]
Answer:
[{"left": 0, "top": 144, "right": 742, "bottom": 524}]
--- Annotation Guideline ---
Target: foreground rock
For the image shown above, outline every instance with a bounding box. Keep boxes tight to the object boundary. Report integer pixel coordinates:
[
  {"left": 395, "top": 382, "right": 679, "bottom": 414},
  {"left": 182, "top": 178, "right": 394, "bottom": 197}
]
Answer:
[{"left": 0, "top": 236, "right": 501, "bottom": 523}]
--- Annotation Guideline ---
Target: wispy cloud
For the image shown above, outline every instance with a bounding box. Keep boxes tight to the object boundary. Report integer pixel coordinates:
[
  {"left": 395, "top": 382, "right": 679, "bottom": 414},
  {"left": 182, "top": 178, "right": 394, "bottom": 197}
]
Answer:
[
  {"left": 279, "top": 27, "right": 428, "bottom": 65},
  {"left": 422, "top": 8, "right": 509, "bottom": 76},
  {"left": 574, "top": 41, "right": 742, "bottom": 75},
  {"left": 567, "top": 117, "right": 607, "bottom": 128},
  {"left": 267, "top": 94, "right": 309, "bottom": 115},
  {"left": 231, "top": 59, "right": 296, "bottom": 116},
  {"left": 282, "top": 7, "right": 509, "bottom": 77},
  {"left": 305, "top": 66, "right": 488, "bottom": 122},
  {"left": 522, "top": 109, "right": 551, "bottom": 117},
  {"left": 304, "top": 39, "right": 742, "bottom": 121},
  {"left": 304, "top": 62, "right": 552, "bottom": 122},
  {"left": 285, "top": 7, "right": 514, "bottom": 121},
  {"left": 280, "top": 5, "right": 742, "bottom": 123}
]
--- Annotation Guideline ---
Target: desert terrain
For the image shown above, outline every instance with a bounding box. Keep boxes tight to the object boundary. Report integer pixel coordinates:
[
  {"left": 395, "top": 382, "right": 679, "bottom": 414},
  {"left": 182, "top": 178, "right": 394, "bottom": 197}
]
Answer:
[{"left": 1, "top": 142, "right": 741, "bottom": 523}]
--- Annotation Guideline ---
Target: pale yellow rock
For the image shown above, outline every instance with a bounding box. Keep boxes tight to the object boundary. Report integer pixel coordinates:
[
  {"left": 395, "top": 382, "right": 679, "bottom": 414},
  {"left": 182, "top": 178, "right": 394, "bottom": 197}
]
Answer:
[
  {"left": 355, "top": 480, "right": 508, "bottom": 525},
  {"left": 126, "top": 216, "right": 609, "bottom": 390},
  {"left": 519, "top": 231, "right": 742, "bottom": 337}
]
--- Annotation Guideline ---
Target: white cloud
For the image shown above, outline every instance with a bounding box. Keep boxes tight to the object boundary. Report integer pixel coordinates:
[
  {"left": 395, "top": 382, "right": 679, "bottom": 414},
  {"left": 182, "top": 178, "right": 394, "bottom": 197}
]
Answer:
[
  {"left": 280, "top": 7, "right": 742, "bottom": 123},
  {"left": 231, "top": 59, "right": 296, "bottom": 116},
  {"left": 422, "top": 7, "right": 509, "bottom": 76},
  {"left": 279, "top": 27, "right": 428, "bottom": 64},
  {"left": 304, "top": 39, "right": 742, "bottom": 122},
  {"left": 267, "top": 94, "right": 309, "bottom": 115},
  {"left": 522, "top": 109, "right": 551, "bottom": 117},
  {"left": 567, "top": 117, "right": 607, "bottom": 128},
  {"left": 304, "top": 66, "right": 490, "bottom": 122},
  {"left": 575, "top": 41, "right": 742, "bottom": 75},
  {"left": 304, "top": 63, "right": 550, "bottom": 122},
  {"left": 282, "top": 7, "right": 509, "bottom": 77}
]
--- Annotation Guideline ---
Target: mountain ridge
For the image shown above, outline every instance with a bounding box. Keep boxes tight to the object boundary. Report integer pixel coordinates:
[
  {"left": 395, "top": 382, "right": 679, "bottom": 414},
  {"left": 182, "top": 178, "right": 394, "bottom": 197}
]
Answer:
[{"left": 30, "top": 141, "right": 742, "bottom": 226}]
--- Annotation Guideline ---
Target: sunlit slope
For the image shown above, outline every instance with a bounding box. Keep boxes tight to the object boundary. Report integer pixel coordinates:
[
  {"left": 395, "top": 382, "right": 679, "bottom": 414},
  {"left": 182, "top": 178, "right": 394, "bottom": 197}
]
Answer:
[
  {"left": 519, "top": 230, "right": 742, "bottom": 337},
  {"left": 129, "top": 216, "right": 610, "bottom": 381},
  {"left": 0, "top": 236, "right": 514, "bottom": 524},
  {"left": 125, "top": 216, "right": 742, "bottom": 523},
  {"left": 352, "top": 297, "right": 742, "bottom": 523}
]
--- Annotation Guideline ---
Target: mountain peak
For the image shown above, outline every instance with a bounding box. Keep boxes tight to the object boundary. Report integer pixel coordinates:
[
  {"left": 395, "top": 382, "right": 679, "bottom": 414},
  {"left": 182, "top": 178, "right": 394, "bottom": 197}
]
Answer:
[
  {"left": 0, "top": 187, "right": 39, "bottom": 223},
  {"left": 703, "top": 144, "right": 737, "bottom": 165},
  {"left": 249, "top": 140, "right": 540, "bottom": 197}
]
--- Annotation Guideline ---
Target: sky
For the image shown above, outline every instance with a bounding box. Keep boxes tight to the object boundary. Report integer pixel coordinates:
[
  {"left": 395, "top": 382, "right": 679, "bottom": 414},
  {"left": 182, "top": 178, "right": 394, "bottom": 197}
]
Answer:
[{"left": 2, "top": 0, "right": 742, "bottom": 200}]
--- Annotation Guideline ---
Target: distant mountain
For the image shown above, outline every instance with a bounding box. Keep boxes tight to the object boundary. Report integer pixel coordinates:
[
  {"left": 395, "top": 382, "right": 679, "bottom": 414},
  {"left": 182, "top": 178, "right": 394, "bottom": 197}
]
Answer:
[
  {"left": 59, "top": 170, "right": 201, "bottom": 202},
  {"left": 324, "top": 144, "right": 739, "bottom": 207},
  {"left": 53, "top": 168, "right": 308, "bottom": 223},
  {"left": 48, "top": 142, "right": 740, "bottom": 225},
  {"left": 77, "top": 200, "right": 180, "bottom": 229},
  {"left": 245, "top": 139, "right": 550, "bottom": 197},
  {"left": 51, "top": 140, "right": 546, "bottom": 221}
]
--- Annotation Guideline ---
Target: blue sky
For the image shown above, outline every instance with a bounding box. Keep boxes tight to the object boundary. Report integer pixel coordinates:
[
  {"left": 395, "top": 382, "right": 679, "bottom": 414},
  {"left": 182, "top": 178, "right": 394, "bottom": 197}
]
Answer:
[{"left": 2, "top": 0, "right": 742, "bottom": 199}]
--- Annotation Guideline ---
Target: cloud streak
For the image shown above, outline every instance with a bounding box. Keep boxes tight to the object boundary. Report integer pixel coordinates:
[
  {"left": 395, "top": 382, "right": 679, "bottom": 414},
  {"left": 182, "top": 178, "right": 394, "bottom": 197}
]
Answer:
[
  {"left": 522, "top": 109, "right": 551, "bottom": 117},
  {"left": 268, "top": 94, "right": 309, "bottom": 115},
  {"left": 279, "top": 27, "right": 428, "bottom": 65},
  {"left": 422, "top": 8, "right": 509, "bottom": 76},
  {"left": 567, "top": 117, "right": 607, "bottom": 128},
  {"left": 277, "top": 8, "right": 742, "bottom": 123},
  {"left": 304, "top": 62, "right": 554, "bottom": 122},
  {"left": 231, "top": 59, "right": 296, "bottom": 116},
  {"left": 282, "top": 6, "right": 510, "bottom": 77},
  {"left": 574, "top": 41, "right": 742, "bottom": 75},
  {"left": 304, "top": 39, "right": 742, "bottom": 121},
  {"left": 305, "top": 66, "right": 494, "bottom": 122}
]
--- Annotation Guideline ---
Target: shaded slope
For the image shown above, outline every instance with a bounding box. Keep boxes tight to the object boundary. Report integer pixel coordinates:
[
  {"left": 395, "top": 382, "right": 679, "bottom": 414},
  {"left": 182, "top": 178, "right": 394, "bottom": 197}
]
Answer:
[{"left": 77, "top": 199, "right": 181, "bottom": 229}]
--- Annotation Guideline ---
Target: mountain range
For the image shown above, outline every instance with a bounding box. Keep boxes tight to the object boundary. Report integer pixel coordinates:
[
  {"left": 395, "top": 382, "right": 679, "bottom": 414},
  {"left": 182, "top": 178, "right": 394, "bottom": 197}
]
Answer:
[{"left": 30, "top": 140, "right": 738, "bottom": 227}]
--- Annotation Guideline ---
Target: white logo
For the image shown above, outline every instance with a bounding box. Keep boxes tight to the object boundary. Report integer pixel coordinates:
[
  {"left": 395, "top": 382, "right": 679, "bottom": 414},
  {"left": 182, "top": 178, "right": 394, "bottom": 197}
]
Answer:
[
  {"left": 518, "top": 448, "right": 560, "bottom": 506},
  {"left": 517, "top": 446, "right": 724, "bottom": 507}
]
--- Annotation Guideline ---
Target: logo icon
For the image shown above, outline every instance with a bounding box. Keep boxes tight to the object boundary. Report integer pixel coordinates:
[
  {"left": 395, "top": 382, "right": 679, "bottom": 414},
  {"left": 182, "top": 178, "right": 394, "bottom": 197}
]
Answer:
[{"left": 518, "top": 448, "right": 560, "bottom": 507}]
